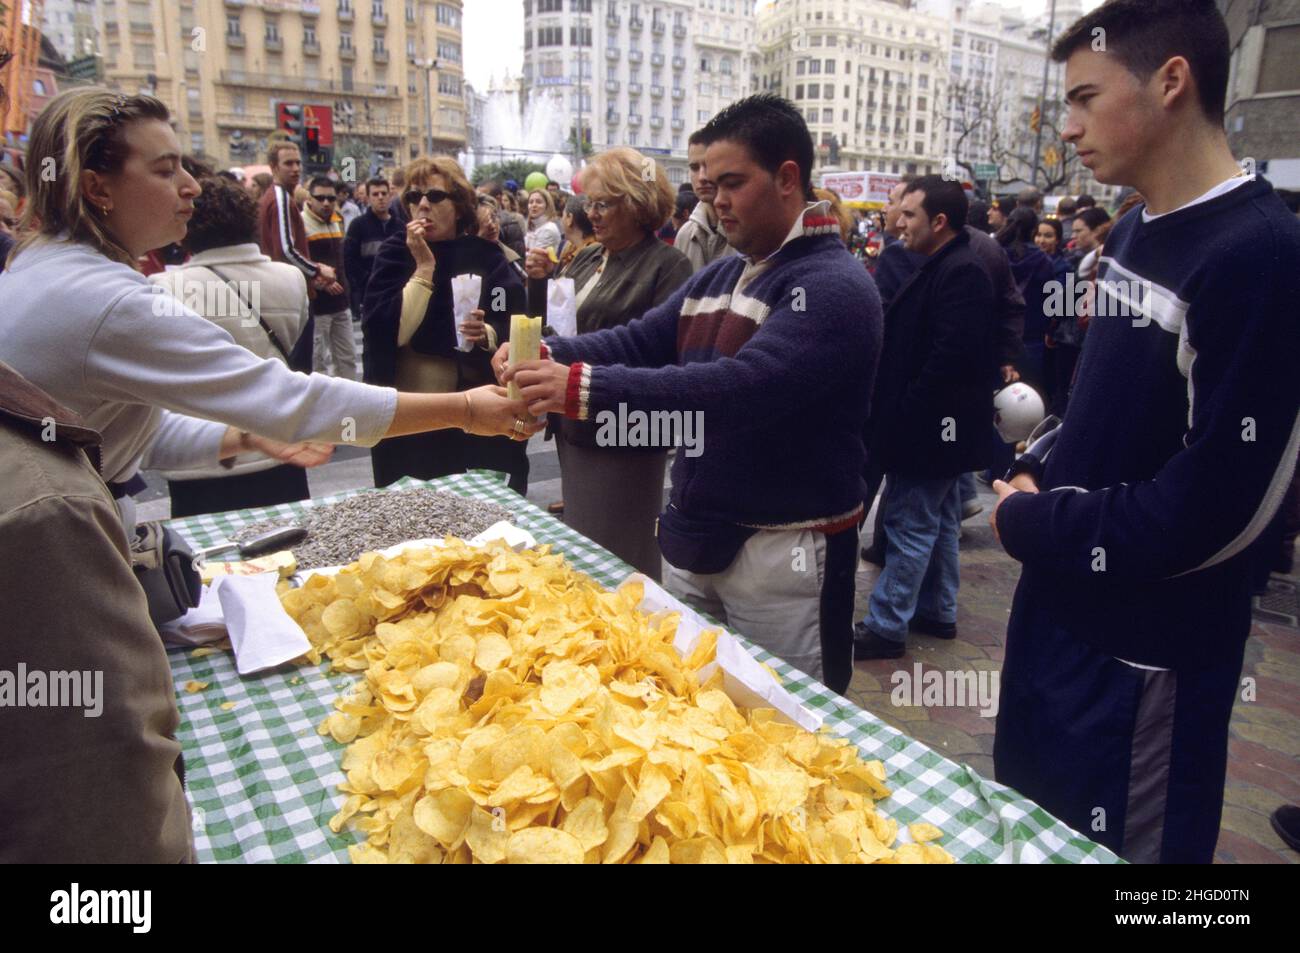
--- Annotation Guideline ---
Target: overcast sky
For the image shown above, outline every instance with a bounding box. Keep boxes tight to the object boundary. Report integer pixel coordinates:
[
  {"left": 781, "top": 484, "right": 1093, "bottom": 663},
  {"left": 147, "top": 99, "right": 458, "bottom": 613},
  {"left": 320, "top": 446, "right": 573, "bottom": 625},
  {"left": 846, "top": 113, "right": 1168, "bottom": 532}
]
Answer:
[{"left": 463, "top": 0, "right": 1103, "bottom": 92}]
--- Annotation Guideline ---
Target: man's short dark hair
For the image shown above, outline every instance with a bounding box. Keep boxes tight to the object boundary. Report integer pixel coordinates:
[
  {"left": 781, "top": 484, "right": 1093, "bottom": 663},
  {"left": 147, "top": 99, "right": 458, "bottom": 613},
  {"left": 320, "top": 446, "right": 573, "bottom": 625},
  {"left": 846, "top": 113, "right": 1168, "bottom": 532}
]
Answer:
[
  {"left": 696, "top": 93, "right": 814, "bottom": 197},
  {"left": 904, "top": 175, "right": 969, "bottom": 233},
  {"left": 365, "top": 176, "right": 389, "bottom": 193},
  {"left": 1017, "top": 187, "right": 1043, "bottom": 208},
  {"left": 185, "top": 175, "right": 258, "bottom": 254},
  {"left": 1075, "top": 193, "right": 1096, "bottom": 208},
  {"left": 1057, "top": 197, "right": 1078, "bottom": 216},
  {"left": 688, "top": 128, "right": 708, "bottom": 147},
  {"left": 307, "top": 175, "right": 335, "bottom": 195},
  {"left": 1051, "top": 0, "right": 1230, "bottom": 125},
  {"left": 1074, "top": 207, "right": 1112, "bottom": 231}
]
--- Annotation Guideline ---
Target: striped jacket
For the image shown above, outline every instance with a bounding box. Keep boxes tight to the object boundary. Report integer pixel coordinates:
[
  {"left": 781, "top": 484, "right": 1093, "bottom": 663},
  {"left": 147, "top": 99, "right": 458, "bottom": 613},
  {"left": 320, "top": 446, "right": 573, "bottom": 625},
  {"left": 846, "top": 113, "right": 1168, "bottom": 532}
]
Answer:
[{"left": 548, "top": 203, "right": 882, "bottom": 535}]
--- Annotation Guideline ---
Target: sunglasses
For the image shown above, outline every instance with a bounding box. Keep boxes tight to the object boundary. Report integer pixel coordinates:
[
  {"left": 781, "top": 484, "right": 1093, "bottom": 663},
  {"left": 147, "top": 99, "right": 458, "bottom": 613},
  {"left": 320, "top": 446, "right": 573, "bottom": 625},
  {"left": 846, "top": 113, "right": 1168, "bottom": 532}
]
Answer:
[
  {"left": 310, "top": 194, "right": 336, "bottom": 203},
  {"left": 404, "top": 188, "right": 451, "bottom": 206}
]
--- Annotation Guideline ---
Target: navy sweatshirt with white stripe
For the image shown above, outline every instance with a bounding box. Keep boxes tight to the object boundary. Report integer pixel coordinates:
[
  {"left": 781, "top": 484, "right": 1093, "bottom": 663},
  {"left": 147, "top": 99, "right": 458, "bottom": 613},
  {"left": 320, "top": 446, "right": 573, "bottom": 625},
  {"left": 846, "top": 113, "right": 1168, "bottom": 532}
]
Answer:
[{"left": 996, "top": 176, "right": 1300, "bottom": 669}]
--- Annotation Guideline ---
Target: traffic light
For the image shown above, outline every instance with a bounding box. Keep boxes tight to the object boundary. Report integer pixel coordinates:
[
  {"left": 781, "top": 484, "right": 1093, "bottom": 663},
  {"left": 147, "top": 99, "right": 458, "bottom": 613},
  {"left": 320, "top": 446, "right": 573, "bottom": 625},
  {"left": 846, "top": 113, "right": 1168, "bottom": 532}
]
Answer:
[{"left": 277, "top": 103, "right": 304, "bottom": 142}]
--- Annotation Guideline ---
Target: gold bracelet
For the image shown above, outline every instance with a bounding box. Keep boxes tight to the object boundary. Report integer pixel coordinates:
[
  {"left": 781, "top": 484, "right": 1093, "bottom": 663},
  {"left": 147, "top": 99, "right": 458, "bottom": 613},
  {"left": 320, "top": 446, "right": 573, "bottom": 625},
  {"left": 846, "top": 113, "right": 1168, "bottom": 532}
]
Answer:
[{"left": 462, "top": 391, "right": 473, "bottom": 432}]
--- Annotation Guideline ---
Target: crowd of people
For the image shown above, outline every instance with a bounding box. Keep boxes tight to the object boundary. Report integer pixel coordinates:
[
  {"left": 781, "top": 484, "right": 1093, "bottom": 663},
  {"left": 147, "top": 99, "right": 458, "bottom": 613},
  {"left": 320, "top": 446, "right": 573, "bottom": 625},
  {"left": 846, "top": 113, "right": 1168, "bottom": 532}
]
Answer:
[{"left": 1, "top": 0, "right": 1298, "bottom": 865}]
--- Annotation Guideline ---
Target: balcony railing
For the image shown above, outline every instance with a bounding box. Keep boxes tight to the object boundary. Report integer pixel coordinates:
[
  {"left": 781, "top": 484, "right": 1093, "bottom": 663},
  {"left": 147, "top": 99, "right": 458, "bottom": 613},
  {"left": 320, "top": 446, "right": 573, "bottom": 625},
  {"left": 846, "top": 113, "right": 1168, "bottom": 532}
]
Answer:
[
  {"left": 650, "top": 84, "right": 663, "bottom": 97},
  {"left": 340, "top": 44, "right": 356, "bottom": 59},
  {"left": 606, "top": 12, "right": 619, "bottom": 27},
  {"left": 605, "top": 79, "right": 619, "bottom": 92},
  {"left": 338, "top": 4, "right": 354, "bottom": 23},
  {"left": 650, "top": 52, "right": 663, "bottom": 66},
  {"left": 220, "top": 68, "right": 399, "bottom": 97},
  {"left": 673, "top": 24, "right": 686, "bottom": 38},
  {"left": 216, "top": 112, "right": 276, "bottom": 129},
  {"left": 627, "top": 113, "right": 642, "bottom": 125},
  {"left": 605, "top": 47, "right": 620, "bottom": 60},
  {"left": 672, "top": 56, "right": 685, "bottom": 69},
  {"left": 628, "top": 82, "right": 642, "bottom": 95},
  {"left": 629, "top": 17, "right": 643, "bottom": 31},
  {"left": 649, "top": 116, "right": 663, "bottom": 129},
  {"left": 226, "top": 32, "right": 246, "bottom": 48},
  {"left": 671, "top": 117, "right": 684, "bottom": 130},
  {"left": 652, "top": 21, "right": 665, "bottom": 35},
  {"left": 607, "top": 112, "right": 620, "bottom": 124},
  {"left": 303, "top": 40, "right": 320, "bottom": 56},
  {"left": 265, "top": 36, "right": 283, "bottom": 52},
  {"left": 671, "top": 87, "right": 684, "bottom": 99},
  {"left": 374, "top": 48, "right": 388, "bottom": 63},
  {"left": 372, "top": 12, "right": 387, "bottom": 27},
  {"left": 629, "top": 49, "right": 642, "bottom": 64}
]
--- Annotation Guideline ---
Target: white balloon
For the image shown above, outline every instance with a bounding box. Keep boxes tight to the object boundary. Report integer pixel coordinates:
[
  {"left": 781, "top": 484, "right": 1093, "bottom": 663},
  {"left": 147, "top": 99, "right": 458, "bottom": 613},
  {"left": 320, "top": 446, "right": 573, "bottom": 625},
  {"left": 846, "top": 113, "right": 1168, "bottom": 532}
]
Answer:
[{"left": 546, "top": 154, "right": 574, "bottom": 185}]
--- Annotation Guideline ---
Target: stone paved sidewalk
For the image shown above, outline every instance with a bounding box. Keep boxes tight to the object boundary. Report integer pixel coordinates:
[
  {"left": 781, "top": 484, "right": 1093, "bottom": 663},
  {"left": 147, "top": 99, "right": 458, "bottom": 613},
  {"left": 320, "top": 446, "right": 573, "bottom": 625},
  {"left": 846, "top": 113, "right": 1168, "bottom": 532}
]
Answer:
[{"left": 846, "top": 486, "right": 1299, "bottom": 865}]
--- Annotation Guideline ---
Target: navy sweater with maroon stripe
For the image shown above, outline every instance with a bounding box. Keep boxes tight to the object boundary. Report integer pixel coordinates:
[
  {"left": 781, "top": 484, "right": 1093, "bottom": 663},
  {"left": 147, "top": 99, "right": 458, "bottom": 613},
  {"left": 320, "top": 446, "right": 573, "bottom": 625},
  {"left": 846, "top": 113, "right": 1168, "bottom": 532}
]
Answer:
[
  {"left": 996, "top": 176, "right": 1300, "bottom": 669},
  {"left": 547, "top": 216, "right": 882, "bottom": 533}
]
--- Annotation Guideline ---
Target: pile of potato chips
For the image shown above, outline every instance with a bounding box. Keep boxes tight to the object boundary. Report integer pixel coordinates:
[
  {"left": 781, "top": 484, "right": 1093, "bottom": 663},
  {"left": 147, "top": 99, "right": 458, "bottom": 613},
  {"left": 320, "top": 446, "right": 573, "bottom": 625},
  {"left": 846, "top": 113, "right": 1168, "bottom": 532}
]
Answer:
[{"left": 281, "top": 540, "right": 953, "bottom": 864}]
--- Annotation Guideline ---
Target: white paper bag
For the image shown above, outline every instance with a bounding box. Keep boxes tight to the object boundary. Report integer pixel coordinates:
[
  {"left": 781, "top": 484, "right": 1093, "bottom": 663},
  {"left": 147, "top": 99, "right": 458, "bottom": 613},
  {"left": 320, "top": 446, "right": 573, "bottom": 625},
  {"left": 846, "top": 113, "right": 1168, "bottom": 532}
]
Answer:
[
  {"left": 217, "top": 572, "right": 312, "bottom": 675},
  {"left": 547, "top": 277, "right": 578, "bottom": 337},
  {"left": 450, "top": 273, "right": 482, "bottom": 352}
]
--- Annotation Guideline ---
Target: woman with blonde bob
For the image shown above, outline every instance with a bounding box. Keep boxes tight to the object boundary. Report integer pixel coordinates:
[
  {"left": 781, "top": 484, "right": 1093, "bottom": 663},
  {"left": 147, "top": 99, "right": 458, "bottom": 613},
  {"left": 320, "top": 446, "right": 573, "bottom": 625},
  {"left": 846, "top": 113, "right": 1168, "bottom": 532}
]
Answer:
[
  {"left": 362, "top": 155, "right": 530, "bottom": 489},
  {"left": 0, "top": 88, "right": 537, "bottom": 525},
  {"left": 522, "top": 147, "right": 691, "bottom": 578}
]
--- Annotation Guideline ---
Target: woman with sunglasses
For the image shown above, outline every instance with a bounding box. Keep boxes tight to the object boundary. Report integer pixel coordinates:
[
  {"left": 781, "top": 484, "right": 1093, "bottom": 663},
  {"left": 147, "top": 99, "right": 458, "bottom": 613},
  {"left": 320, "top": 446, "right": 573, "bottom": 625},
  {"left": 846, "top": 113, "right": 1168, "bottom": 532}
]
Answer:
[
  {"left": 0, "top": 89, "right": 538, "bottom": 528},
  {"left": 363, "top": 157, "right": 530, "bottom": 491},
  {"left": 521, "top": 147, "right": 691, "bottom": 579}
]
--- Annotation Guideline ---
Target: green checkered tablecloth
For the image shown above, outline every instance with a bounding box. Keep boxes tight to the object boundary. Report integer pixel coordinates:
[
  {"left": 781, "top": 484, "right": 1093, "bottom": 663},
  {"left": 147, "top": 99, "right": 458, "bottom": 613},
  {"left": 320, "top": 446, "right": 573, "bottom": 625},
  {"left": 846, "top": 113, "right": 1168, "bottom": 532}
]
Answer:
[{"left": 166, "top": 471, "right": 1120, "bottom": 864}]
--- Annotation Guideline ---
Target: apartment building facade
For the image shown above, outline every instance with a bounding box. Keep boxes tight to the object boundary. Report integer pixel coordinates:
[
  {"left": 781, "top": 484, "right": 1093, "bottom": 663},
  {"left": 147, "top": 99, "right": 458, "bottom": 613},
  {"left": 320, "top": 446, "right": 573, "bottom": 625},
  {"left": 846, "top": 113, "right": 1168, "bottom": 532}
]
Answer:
[{"left": 98, "top": 0, "right": 466, "bottom": 171}]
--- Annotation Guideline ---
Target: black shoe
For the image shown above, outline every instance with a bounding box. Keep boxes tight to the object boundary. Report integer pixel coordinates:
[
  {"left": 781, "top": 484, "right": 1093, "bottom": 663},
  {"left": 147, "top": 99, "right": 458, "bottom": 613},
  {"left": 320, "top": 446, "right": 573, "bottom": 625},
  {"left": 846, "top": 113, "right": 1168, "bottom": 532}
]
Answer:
[
  {"left": 909, "top": 615, "right": 957, "bottom": 639},
  {"left": 854, "top": 621, "right": 905, "bottom": 659},
  {"left": 860, "top": 545, "right": 885, "bottom": 567},
  {"left": 1272, "top": 805, "right": 1300, "bottom": 852}
]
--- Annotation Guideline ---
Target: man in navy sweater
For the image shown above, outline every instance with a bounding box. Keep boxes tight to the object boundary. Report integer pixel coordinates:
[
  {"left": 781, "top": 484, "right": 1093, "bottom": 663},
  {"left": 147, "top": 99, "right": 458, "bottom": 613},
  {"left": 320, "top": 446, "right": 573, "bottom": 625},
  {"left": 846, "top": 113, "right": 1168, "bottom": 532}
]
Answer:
[
  {"left": 343, "top": 176, "right": 400, "bottom": 322},
  {"left": 991, "top": 0, "right": 1300, "bottom": 863},
  {"left": 498, "top": 94, "right": 882, "bottom": 694}
]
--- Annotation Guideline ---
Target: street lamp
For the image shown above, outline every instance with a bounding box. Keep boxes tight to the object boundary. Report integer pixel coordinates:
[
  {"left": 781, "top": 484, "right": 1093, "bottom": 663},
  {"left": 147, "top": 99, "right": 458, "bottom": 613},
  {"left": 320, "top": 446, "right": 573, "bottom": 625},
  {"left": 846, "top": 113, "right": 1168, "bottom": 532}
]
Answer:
[{"left": 415, "top": 57, "right": 439, "bottom": 158}]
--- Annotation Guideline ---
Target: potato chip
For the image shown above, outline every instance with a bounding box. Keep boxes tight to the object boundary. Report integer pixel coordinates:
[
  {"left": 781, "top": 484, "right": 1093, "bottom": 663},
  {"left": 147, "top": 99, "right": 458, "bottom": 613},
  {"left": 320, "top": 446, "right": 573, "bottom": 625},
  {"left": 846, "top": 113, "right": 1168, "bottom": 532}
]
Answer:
[
  {"left": 506, "top": 826, "right": 584, "bottom": 864},
  {"left": 283, "top": 540, "right": 951, "bottom": 865}
]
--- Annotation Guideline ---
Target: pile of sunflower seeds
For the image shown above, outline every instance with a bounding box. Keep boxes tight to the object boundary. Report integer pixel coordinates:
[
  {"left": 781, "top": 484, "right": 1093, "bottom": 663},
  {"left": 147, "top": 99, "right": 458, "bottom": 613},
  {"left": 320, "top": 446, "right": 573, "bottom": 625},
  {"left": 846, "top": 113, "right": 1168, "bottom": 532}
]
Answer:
[{"left": 231, "top": 488, "right": 514, "bottom": 571}]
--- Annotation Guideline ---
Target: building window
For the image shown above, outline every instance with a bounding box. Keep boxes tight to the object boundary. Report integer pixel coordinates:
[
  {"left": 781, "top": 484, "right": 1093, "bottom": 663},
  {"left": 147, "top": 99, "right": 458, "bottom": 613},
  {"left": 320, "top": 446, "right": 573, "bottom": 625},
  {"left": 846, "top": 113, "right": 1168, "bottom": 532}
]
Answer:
[
  {"left": 226, "top": 14, "right": 240, "bottom": 36},
  {"left": 1259, "top": 25, "right": 1300, "bottom": 94},
  {"left": 537, "top": 27, "right": 563, "bottom": 47},
  {"left": 796, "top": 60, "right": 805, "bottom": 76},
  {"left": 795, "top": 83, "right": 804, "bottom": 99},
  {"left": 341, "top": 31, "right": 353, "bottom": 50}
]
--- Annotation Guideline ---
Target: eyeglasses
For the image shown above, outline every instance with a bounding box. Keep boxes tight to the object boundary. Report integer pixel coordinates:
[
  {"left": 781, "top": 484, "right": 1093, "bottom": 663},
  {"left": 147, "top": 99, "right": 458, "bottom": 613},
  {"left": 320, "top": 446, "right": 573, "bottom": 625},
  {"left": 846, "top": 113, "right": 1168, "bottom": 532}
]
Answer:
[
  {"left": 310, "top": 194, "right": 336, "bottom": 203},
  {"left": 582, "top": 197, "right": 621, "bottom": 215},
  {"left": 404, "top": 188, "right": 451, "bottom": 207}
]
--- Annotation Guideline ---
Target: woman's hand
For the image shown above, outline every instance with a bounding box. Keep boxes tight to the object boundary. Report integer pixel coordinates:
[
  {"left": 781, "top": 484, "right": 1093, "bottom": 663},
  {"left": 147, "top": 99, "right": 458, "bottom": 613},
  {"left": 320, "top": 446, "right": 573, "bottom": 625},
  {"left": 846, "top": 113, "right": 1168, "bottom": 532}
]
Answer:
[
  {"left": 246, "top": 434, "right": 335, "bottom": 468},
  {"left": 462, "top": 385, "right": 545, "bottom": 440},
  {"left": 406, "top": 219, "right": 436, "bottom": 280},
  {"left": 460, "top": 308, "right": 488, "bottom": 347},
  {"left": 524, "top": 247, "right": 556, "bottom": 279},
  {"left": 491, "top": 342, "right": 511, "bottom": 384}
]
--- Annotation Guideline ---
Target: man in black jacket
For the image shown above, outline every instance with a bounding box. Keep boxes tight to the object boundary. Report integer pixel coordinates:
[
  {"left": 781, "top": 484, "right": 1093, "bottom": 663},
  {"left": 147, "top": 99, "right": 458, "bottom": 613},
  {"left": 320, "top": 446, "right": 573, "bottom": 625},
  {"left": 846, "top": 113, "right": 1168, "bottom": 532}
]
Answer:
[
  {"left": 343, "top": 177, "right": 400, "bottom": 322},
  {"left": 856, "top": 176, "right": 999, "bottom": 658}
]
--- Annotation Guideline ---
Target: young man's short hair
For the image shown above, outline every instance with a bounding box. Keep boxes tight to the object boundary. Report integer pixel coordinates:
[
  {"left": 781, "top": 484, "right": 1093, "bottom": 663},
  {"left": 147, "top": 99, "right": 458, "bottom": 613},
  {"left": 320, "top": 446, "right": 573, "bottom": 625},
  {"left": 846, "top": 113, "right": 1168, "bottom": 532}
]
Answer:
[
  {"left": 267, "top": 141, "right": 299, "bottom": 168},
  {"left": 1051, "top": 0, "right": 1230, "bottom": 125},
  {"left": 365, "top": 176, "right": 389, "bottom": 193},
  {"left": 1076, "top": 193, "right": 1097, "bottom": 208},
  {"left": 687, "top": 128, "right": 708, "bottom": 148},
  {"left": 307, "top": 175, "right": 335, "bottom": 195},
  {"left": 904, "top": 175, "right": 969, "bottom": 233},
  {"left": 696, "top": 93, "right": 814, "bottom": 197}
]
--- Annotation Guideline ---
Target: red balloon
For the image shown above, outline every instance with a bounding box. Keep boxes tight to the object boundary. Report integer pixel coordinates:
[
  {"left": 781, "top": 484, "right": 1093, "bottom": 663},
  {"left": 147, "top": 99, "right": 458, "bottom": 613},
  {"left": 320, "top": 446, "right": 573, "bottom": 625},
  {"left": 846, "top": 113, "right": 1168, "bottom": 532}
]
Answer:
[{"left": 570, "top": 173, "right": 584, "bottom": 194}]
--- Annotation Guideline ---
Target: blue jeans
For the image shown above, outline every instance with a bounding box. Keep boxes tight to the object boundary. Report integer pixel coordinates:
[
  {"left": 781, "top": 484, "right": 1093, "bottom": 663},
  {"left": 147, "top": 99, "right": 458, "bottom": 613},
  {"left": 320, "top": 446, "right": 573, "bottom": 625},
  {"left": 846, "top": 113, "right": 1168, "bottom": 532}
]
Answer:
[{"left": 864, "top": 474, "right": 961, "bottom": 643}]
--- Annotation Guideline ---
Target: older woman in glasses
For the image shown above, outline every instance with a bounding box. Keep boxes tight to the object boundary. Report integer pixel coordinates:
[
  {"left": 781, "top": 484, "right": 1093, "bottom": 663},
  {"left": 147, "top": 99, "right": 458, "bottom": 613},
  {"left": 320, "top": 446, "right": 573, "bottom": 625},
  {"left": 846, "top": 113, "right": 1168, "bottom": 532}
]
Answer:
[
  {"left": 363, "top": 156, "right": 530, "bottom": 490},
  {"left": 522, "top": 147, "right": 691, "bottom": 579}
]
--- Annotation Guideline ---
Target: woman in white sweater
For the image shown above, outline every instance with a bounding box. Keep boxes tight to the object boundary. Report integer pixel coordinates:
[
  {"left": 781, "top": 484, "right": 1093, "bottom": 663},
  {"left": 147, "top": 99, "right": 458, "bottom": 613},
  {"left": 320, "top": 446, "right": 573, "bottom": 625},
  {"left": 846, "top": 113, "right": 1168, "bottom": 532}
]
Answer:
[{"left": 0, "top": 87, "right": 538, "bottom": 526}]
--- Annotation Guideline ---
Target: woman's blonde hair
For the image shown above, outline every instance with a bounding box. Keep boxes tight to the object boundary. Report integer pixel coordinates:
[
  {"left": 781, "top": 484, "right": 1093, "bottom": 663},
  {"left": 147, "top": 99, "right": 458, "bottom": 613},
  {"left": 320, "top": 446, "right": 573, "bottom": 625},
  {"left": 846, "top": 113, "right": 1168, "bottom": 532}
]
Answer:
[
  {"left": 404, "top": 155, "right": 479, "bottom": 236},
  {"left": 813, "top": 187, "right": 854, "bottom": 245},
  {"left": 526, "top": 188, "right": 557, "bottom": 221},
  {"left": 15, "top": 86, "right": 171, "bottom": 267},
  {"left": 580, "top": 147, "right": 675, "bottom": 232}
]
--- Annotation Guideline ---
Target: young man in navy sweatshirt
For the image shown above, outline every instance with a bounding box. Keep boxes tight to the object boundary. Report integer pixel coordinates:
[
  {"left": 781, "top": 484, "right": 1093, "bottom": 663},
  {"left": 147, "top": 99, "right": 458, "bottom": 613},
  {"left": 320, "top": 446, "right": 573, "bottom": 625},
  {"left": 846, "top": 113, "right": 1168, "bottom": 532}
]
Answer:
[
  {"left": 498, "top": 94, "right": 882, "bottom": 694},
  {"left": 990, "top": 0, "right": 1300, "bottom": 863}
]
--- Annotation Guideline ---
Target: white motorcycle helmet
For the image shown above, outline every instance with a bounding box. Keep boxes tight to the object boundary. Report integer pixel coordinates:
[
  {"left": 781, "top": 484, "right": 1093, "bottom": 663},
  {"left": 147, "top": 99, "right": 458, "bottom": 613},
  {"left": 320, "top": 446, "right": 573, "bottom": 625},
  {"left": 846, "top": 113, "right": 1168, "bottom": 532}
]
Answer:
[{"left": 993, "top": 382, "right": 1046, "bottom": 444}]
